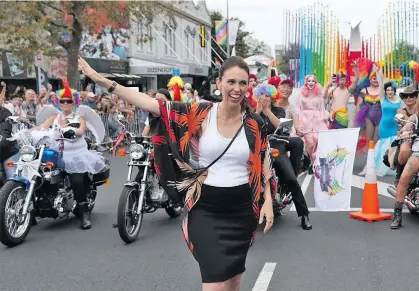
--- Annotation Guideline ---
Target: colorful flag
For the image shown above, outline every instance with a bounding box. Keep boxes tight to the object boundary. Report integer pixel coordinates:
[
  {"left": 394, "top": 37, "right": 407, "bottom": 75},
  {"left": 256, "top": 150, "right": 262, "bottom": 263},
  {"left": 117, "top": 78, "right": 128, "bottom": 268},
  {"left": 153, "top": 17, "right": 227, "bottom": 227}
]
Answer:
[{"left": 215, "top": 21, "right": 227, "bottom": 45}]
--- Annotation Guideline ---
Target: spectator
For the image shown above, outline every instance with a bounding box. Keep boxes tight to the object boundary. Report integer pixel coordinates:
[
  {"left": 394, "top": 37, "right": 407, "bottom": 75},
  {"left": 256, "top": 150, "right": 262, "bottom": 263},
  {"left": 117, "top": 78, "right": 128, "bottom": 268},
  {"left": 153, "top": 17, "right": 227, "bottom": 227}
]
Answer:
[
  {"left": 83, "top": 92, "right": 97, "bottom": 109},
  {"left": 22, "top": 89, "right": 37, "bottom": 123}
]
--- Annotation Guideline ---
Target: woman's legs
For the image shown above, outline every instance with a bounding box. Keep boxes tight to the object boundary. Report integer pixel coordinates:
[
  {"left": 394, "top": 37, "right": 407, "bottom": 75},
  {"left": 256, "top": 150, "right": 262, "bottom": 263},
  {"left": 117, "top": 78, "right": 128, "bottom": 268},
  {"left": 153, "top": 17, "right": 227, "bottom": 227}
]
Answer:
[
  {"left": 359, "top": 119, "right": 378, "bottom": 175},
  {"left": 202, "top": 274, "right": 242, "bottom": 291},
  {"left": 396, "top": 142, "right": 412, "bottom": 186},
  {"left": 69, "top": 173, "right": 91, "bottom": 230},
  {"left": 391, "top": 156, "right": 419, "bottom": 229}
]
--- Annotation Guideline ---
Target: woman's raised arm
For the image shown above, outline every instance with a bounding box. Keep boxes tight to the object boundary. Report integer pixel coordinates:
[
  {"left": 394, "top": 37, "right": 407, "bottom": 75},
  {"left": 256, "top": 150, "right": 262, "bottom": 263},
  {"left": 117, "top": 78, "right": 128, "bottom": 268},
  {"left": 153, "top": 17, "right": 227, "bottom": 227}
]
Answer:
[{"left": 78, "top": 57, "right": 160, "bottom": 116}]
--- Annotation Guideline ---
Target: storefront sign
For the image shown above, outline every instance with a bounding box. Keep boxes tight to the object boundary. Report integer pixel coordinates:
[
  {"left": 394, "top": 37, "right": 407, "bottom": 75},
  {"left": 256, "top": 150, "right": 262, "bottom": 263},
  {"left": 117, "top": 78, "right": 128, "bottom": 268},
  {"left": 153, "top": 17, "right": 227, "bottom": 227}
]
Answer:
[
  {"left": 85, "top": 58, "right": 129, "bottom": 74},
  {"left": 188, "top": 64, "right": 209, "bottom": 77},
  {"left": 146, "top": 67, "right": 174, "bottom": 74}
]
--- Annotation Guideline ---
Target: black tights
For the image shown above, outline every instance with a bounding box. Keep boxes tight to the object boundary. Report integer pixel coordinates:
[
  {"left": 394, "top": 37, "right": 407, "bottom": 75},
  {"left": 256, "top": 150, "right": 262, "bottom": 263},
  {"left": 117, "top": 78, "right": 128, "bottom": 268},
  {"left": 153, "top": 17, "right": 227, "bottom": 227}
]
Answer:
[
  {"left": 69, "top": 173, "right": 88, "bottom": 203},
  {"left": 272, "top": 137, "right": 309, "bottom": 217}
]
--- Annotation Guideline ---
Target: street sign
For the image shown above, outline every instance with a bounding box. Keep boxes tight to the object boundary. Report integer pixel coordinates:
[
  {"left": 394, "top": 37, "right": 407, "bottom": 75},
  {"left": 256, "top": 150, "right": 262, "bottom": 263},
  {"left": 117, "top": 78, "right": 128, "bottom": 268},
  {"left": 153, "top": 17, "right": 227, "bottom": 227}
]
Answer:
[{"left": 172, "top": 68, "right": 180, "bottom": 76}]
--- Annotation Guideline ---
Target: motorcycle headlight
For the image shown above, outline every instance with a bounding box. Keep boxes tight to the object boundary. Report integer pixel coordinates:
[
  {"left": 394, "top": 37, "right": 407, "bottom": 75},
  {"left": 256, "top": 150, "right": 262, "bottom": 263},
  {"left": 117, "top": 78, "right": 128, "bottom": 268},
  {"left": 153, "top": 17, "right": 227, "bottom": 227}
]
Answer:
[
  {"left": 129, "top": 144, "right": 144, "bottom": 160},
  {"left": 20, "top": 145, "right": 36, "bottom": 162}
]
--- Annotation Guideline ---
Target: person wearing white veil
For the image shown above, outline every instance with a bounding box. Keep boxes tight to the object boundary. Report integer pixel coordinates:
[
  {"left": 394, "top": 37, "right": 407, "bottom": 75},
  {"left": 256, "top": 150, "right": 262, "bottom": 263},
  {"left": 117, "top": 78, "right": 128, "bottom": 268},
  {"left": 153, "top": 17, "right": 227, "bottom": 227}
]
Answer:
[{"left": 31, "top": 80, "right": 107, "bottom": 229}]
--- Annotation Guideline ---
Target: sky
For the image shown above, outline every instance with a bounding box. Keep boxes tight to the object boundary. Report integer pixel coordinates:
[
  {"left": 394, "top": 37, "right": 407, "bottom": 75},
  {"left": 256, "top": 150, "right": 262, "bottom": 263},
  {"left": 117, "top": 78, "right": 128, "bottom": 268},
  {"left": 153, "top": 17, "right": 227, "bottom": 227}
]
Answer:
[{"left": 203, "top": 0, "right": 394, "bottom": 53}]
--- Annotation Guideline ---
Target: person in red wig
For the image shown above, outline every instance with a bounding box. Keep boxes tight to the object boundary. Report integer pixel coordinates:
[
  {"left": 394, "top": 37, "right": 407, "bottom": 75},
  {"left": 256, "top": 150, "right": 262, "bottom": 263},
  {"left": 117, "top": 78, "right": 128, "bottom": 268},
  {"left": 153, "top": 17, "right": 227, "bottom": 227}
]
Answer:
[{"left": 249, "top": 74, "right": 258, "bottom": 89}]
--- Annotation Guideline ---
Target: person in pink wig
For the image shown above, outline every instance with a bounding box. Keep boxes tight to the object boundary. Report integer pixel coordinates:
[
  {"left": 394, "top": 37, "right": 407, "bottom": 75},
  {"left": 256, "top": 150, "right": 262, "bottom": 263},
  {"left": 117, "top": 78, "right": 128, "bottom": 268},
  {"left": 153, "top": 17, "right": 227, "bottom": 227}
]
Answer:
[{"left": 295, "top": 74, "right": 329, "bottom": 169}]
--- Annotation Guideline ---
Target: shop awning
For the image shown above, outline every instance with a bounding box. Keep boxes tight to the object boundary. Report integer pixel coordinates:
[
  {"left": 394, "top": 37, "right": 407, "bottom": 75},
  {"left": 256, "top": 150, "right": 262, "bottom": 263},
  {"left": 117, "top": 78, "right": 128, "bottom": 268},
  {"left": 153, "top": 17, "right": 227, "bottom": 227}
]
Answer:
[
  {"left": 99, "top": 73, "right": 141, "bottom": 79},
  {"left": 129, "top": 58, "right": 188, "bottom": 75}
]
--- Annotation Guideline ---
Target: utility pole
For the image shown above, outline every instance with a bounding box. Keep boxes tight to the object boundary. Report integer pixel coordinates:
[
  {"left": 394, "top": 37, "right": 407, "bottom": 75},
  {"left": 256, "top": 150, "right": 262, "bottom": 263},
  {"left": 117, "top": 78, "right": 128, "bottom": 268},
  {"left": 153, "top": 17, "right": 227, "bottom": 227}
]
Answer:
[{"left": 226, "top": 0, "right": 230, "bottom": 57}]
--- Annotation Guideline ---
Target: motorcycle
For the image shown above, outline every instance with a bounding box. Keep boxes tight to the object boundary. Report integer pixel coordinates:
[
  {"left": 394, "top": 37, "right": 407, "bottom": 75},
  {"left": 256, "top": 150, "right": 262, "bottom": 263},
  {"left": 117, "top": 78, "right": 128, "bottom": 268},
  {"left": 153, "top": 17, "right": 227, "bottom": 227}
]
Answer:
[
  {"left": 386, "top": 113, "right": 419, "bottom": 215},
  {"left": 115, "top": 115, "right": 183, "bottom": 244},
  {"left": 267, "top": 118, "right": 311, "bottom": 217},
  {"left": 0, "top": 127, "right": 110, "bottom": 247}
]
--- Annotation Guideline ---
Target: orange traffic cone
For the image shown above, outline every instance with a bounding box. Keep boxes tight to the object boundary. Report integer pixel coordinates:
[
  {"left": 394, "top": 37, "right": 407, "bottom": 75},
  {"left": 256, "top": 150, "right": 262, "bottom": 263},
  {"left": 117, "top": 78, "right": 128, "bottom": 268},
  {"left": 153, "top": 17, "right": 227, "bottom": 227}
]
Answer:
[{"left": 349, "top": 141, "right": 393, "bottom": 222}]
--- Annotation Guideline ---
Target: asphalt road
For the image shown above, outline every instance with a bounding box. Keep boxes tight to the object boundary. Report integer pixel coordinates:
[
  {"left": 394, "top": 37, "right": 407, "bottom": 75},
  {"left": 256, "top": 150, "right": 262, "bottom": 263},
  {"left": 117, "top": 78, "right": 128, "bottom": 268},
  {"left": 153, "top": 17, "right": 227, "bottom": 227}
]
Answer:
[{"left": 1, "top": 154, "right": 419, "bottom": 291}]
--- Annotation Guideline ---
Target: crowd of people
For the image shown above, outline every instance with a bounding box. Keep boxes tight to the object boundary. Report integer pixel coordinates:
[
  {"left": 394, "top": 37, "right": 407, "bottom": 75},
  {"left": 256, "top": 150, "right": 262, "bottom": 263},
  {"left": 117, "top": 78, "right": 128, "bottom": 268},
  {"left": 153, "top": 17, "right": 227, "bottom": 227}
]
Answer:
[{"left": 1, "top": 55, "right": 419, "bottom": 290}]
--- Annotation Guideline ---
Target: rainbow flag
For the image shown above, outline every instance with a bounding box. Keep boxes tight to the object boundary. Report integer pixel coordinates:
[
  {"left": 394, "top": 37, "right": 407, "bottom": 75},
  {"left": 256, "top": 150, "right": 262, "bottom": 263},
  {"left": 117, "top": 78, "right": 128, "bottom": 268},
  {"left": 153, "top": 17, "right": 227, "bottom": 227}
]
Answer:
[{"left": 215, "top": 21, "right": 227, "bottom": 45}]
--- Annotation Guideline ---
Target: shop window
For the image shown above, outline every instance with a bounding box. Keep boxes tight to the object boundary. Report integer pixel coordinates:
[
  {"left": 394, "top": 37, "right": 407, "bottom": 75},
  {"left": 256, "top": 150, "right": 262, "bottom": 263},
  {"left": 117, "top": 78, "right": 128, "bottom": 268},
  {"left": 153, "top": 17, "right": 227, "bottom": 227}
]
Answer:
[{"left": 164, "top": 17, "right": 177, "bottom": 56}]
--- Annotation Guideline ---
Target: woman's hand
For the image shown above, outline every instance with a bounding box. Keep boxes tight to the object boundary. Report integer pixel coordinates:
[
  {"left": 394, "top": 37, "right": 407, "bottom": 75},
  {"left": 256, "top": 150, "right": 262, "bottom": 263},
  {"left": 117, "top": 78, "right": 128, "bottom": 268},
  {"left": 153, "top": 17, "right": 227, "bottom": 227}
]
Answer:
[
  {"left": 78, "top": 57, "right": 100, "bottom": 83},
  {"left": 256, "top": 99, "right": 263, "bottom": 114},
  {"left": 259, "top": 199, "right": 274, "bottom": 233},
  {"left": 261, "top": 96, "right": 271, "bottom": 112}
]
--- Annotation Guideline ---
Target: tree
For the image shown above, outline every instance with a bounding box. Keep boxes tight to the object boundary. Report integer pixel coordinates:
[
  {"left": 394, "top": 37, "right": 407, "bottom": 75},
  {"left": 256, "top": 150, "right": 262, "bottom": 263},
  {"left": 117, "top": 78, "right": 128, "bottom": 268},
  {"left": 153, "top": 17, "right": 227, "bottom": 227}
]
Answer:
[
  {"left": 252, "top": 41, "right": 267, "bottom": 56},
  {"left": 383, "top": 41, "right": 419, "bottom": 68},
  {"left": 209, "top": 11, "right": 251, "bottom": 64},
  {"left": 0, "top": 1, "right": 169, "bottom": 88}
]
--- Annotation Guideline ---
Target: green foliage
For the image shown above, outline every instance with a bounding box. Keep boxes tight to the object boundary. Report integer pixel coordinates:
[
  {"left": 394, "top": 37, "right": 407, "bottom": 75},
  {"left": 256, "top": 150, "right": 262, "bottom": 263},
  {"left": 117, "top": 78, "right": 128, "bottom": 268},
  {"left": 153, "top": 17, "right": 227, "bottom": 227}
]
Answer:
[
  {"left": 384, "top": 41, "right": 419, "bottom": 68},
  {"left": 276, "top": 43, "right": 300, "bottom": 74},
  {"left": 0, "top": 1, "right": 168, "bottom": 87}
]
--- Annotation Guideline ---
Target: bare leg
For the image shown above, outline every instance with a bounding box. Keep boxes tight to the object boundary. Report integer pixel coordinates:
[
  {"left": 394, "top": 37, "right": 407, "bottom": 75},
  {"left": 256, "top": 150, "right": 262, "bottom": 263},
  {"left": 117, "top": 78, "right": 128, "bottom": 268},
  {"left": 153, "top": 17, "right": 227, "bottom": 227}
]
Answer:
[
  {"left": 365, "top": 118, "right": 374, "bottom": 145},
  {"left": 398, "top": 142, "right": 412, "bottom": 166},
  {"left": 202, "top": 274, "right": 242, "bottom": 291},
  {"left": 373, "top": 124, "right": 379, "bottom": 144}
]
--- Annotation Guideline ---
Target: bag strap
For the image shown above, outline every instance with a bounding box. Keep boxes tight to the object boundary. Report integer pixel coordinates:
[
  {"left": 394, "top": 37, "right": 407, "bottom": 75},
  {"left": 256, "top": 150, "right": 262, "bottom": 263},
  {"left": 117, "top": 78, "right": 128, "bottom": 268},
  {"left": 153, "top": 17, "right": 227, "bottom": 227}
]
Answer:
[{"left": 204, "top": 122, "right": 244, "bottom": 170}]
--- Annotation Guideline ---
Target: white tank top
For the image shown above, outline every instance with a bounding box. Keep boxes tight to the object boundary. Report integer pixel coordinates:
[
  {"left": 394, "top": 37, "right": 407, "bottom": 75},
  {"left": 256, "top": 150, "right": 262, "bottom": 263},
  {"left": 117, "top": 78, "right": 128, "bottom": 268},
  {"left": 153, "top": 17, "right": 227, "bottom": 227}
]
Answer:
[{"left": 198, "top": 103, "right": 250, "bottom": 187}]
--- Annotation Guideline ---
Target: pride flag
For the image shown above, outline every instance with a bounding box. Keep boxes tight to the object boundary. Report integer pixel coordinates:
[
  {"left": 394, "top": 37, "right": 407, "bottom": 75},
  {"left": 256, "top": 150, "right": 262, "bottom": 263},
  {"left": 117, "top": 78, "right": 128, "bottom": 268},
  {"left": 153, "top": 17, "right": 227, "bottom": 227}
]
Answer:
[{"left": 215, "top": 21, "right": 227, "bottom": 45}]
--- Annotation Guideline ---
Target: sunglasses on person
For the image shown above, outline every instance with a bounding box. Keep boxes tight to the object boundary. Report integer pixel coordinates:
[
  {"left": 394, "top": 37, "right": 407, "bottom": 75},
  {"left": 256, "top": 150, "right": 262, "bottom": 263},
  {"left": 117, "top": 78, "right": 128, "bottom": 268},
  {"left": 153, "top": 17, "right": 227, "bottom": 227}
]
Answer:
[
  {"left": 401, "top": 94, "right": 417, "bottom": 100},
  {"left": 59, "top": 99, "right": 74, "bottom": 104}
]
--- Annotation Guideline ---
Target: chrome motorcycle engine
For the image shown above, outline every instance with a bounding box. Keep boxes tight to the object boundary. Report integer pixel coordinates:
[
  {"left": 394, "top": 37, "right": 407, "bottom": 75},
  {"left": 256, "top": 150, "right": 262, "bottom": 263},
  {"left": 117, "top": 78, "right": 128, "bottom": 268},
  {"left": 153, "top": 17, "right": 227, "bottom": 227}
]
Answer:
[
  {"left": 147, "top": 173, "right": 168, "bottom": 204},
  {"left": 53, "top": 189, "right": 76, "bottom": 217}
]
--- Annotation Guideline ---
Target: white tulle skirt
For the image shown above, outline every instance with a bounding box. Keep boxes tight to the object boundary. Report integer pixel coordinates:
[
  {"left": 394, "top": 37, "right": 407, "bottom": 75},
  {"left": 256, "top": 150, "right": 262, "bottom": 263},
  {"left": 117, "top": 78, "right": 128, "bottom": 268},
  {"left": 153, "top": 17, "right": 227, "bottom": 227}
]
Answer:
[
  {"left": 375, "top": 136, "right": 397, "bottom": 177},
  {"left": 29, "top": 129, "right": 107, "bottom": 174}
]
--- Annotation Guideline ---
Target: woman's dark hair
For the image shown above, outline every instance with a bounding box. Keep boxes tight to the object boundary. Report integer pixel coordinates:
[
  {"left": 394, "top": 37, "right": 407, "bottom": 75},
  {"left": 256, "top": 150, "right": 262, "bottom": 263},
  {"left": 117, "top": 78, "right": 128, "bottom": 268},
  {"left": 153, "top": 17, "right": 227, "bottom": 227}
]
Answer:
[
  {"left": 384, "top": 81, "right": 397, "bottom": 92},
  {"left": 157, "top": 88, "right": 172, "bottom": 101},
  {"left": 218, "top": 56, "right": 251, "bottom": 112}
]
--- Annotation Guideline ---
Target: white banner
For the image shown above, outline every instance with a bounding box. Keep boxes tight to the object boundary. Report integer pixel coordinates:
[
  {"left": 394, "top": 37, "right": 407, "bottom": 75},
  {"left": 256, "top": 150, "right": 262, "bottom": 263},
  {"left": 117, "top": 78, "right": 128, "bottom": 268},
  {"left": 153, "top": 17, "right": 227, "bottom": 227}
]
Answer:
[
  {"left": 313, "top": 128, "right": 360, "bottom": 211},
  {"left": 228, "top": 20, "right": 240, "bottom": 46}
]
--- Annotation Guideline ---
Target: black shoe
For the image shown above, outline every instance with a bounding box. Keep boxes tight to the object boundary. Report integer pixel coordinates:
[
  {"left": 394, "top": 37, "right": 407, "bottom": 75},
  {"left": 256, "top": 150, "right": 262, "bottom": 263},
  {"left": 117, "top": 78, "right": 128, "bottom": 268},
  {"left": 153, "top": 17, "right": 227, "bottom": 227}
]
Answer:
[
  {"left": 78, "top": 202, "right": 92, "bottom": 230},
  {"left": 390, "top": 201, "right": 403, "bottom": 229},
  {"left": 301, "top": 215, "right": 312, "bottom": 230},
  {"left": 31, "top": 216, "right": 38, "bottom": 226}
]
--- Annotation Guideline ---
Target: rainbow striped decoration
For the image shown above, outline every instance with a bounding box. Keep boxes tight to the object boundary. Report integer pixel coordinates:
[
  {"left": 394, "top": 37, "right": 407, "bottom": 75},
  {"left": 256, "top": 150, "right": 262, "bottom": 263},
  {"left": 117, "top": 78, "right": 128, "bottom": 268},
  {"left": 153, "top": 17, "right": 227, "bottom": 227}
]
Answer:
[{"left": 215, "top": 21, "right": 227, "bottom": 45}]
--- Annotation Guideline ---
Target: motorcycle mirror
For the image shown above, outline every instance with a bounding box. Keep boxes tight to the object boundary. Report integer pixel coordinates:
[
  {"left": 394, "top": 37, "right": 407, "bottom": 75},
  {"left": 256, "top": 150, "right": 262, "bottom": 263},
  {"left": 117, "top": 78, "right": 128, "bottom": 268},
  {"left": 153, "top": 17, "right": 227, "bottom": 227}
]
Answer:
[{"left": 394, "top": 113, "right": 405, "bottom": 124}]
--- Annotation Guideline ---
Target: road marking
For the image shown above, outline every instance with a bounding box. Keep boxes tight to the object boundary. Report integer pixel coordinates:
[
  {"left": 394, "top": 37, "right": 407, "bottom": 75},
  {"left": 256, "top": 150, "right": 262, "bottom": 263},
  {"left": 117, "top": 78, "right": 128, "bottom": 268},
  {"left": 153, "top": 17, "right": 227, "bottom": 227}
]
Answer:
[
  {"left": 290, "top": 174, "right": 312, "bottom": 211},
  {"left": 252, "top": 263, "right": 277, "bottom": 291},
  {"left": 305, "top": 207, "right": 410, "bottom": 213}
]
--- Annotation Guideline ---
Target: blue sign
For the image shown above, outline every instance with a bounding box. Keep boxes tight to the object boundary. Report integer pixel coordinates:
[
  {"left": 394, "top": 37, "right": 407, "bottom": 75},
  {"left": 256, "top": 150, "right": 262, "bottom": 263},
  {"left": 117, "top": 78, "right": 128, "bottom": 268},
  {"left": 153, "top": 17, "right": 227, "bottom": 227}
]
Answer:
[{"left": 172, "top": 68, "right": 180, "bottom": 76}]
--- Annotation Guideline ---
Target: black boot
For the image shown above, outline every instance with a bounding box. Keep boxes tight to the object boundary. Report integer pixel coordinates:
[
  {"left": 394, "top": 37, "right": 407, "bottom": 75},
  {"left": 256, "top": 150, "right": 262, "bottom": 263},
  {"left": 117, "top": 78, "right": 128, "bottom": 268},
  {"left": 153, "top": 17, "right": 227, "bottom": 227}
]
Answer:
[
  {"left": 78, "top": 202, "right": 91, "bottom": 230},
  {"left": 390, "top": 201, "right": 403, "bottom": 229},
  {"left": 301, "top": 215, "right": 312, "bottom": 230}
]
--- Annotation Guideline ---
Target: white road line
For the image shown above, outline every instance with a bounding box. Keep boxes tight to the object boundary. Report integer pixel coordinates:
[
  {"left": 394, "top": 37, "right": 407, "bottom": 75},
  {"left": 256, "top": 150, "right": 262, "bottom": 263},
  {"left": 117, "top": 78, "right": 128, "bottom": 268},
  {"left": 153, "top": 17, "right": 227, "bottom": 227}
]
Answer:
[
  {"left": 305, "top": 207, "right": 410, "bottom": 213},
  {"left": 252, "top": 263, "right": 277, "bottom": 291},
  {"left": 290, "top": 174, "right": 312, "bottom": 211}
]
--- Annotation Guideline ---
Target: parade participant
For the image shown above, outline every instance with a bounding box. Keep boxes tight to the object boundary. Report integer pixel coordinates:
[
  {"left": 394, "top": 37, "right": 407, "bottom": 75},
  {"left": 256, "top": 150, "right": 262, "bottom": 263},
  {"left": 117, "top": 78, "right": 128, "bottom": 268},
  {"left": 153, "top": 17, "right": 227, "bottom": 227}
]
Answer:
[
  {"left": 167, "top": 75, "right": 187, "bottom": 103},
  {"left": 267, "top": 75, "right": 281, "bottom": 89},
  {"left": 394, "top": 87, "right": 419, "bottom": 186},
  {"left": 389, "top": 94, "right": 419, "bottom": 229},
  {"left": 249, "top": 73, "right": 258, "bottom": 88},
  {"left": 141, "top": 88, "right": 172, "bottom": 136},
  {"left": 79, "top": 56, "right": 275, "bottom": 290},
  {"left": 375, "top": 79, "right": 402, "bottom": 177},
  {"left": 276, "top": 78, "right": 304, "bottom": 137},
  {"left": 295, "top": 74, "right": 329, "bottom": 166},
  {"left": 32, "top": 80, "right": 107, "bottom": 230},
  {"left": 254, "top": 83, "right": 312, "bottom": 230},
  {"left": 324, "top": 62, "right": 360, "bottom": 129},
  {"left": 0, "top": 103, "right": 19, "bottom": 185}
]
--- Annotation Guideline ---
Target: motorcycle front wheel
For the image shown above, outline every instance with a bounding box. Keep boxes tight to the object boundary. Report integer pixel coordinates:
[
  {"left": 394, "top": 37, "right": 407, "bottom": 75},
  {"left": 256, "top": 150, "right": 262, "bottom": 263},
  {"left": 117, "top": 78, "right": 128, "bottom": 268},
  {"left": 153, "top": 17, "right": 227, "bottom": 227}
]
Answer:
[
  {"left": 117, "top": 185, "right": 144, "bottom": 244},
  {"left": 0, "top": 181, "right": 33, "bottom": 247}
]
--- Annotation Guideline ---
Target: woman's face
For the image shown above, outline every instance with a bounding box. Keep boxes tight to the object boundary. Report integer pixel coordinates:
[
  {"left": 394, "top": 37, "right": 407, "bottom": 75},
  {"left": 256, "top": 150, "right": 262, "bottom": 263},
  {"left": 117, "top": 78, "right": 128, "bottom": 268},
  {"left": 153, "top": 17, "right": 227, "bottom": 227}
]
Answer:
[
  {"left": 307, "top": 77, "right": 316, "bottom": 90},
  {"left": 59, "top": 98, "right": 74, "bottom": 113},
  {"left": 370, "top": 77, "right": 379, "bottom": 87},
  {"left": 216, "top": 66, "right": 248, "bottom": 106},
  {"left": 249, "top": 78, "right": 257, "bottom": 88},
  {"left": 155, "top": 92, "right": 169, "bottom": 102},
  {"left": 403, "top": 93, "right": 417, "bottom": 107},
  {"left": 386, "top": 87, "right": 395, "bottom": 98}
]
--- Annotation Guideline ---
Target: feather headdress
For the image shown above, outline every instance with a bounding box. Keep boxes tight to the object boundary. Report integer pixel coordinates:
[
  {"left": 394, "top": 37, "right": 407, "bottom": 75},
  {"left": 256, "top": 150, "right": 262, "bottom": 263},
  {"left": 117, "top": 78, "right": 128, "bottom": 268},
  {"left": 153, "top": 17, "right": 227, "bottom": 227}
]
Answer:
[
  {"left": 54, "top": 79, "right": 80, "bottom": 108},
  {"left": 167, "top": 76, "right": 186, "bottom": 103}
]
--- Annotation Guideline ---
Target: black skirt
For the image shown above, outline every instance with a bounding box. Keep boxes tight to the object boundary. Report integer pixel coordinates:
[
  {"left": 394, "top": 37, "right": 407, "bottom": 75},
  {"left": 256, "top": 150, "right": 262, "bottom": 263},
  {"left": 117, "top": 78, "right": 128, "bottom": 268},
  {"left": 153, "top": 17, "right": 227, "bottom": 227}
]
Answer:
[{"left": 188, "top": 183, "right": 256, "bottom": 283}]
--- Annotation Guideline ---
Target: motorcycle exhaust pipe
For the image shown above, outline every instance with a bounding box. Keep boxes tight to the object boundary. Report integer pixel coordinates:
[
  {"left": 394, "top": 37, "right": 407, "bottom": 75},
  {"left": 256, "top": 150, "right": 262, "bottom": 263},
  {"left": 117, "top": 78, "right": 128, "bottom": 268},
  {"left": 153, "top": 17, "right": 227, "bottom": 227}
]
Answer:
[{"left": 387, "top": 186, "right": 397, "bottom": 198}]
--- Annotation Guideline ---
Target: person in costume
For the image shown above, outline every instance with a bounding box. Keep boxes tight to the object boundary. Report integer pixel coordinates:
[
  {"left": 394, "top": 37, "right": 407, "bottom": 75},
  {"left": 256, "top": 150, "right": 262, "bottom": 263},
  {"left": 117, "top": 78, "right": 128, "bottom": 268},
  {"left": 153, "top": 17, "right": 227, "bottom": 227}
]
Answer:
[
  {"left": 31, "top": 80, "right": 108, "bottom": 229},
  {"left": 79, "top": 56, "right": 275, "bottom": 289},
  {"left": 249, "top": 73, "right": 258, "bottom": 89},
  {"left": 295, "top": 74, "right": 329, "bottom": 166},
  {"left": 276, "top": 78, "right": 303, "bottom": 136},
  {"left": 324, "top": 61, "right": 360, "bottom": 129},
  {"left": 267, "top": 75, "right": 281, "bottom": 89},
  {"left": 374, "top": 78, "right": 402, "bottom": 177},
  {"left": 255, "top": 83, "right": 312, "bottom": 230}
]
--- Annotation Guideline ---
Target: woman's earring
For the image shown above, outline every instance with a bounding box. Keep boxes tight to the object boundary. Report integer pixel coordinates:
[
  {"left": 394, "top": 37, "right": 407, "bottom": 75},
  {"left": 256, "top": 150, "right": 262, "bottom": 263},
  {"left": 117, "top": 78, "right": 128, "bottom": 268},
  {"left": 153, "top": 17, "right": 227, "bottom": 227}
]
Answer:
[{"left": 246, "top": 92, "right": 250, "bottom": 98}]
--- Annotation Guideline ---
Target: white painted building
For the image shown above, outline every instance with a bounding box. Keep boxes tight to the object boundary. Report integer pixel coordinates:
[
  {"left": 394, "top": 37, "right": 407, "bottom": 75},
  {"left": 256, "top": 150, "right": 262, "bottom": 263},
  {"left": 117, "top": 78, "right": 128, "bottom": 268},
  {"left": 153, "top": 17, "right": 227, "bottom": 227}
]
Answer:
[
  {"left": 245, "top": 35, "right": 273, "bottom": 58},
  {"left": 128, "top": 0, "right": 212, "bottom": 91}
]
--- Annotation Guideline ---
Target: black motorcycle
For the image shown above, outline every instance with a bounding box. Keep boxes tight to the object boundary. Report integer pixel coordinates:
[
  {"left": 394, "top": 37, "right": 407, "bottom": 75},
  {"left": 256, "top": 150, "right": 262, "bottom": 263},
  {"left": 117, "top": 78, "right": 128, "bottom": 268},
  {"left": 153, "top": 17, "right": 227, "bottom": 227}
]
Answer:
[
  {"left": 268, "top": 118, "right": 311, "bottom": 217},
  {"left": 0, "top": 126, "right": 110, "bottom": 247},
  {"left": 116, "top": 126, "right": 183, "bottom": 244}
]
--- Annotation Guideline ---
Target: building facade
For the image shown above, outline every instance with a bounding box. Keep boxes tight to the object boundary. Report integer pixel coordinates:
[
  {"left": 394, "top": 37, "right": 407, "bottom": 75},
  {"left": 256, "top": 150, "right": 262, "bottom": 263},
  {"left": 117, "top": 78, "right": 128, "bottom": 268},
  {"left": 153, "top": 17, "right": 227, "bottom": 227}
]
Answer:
[
  {"left": 128, "top": 0, "right": 212, "bottom": 92},
  {"left": 245, "top": 36, "right": 273, "bottom": 57},
  {"left": 274, "top": 45, "right": 285, "bottom": 65}
]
